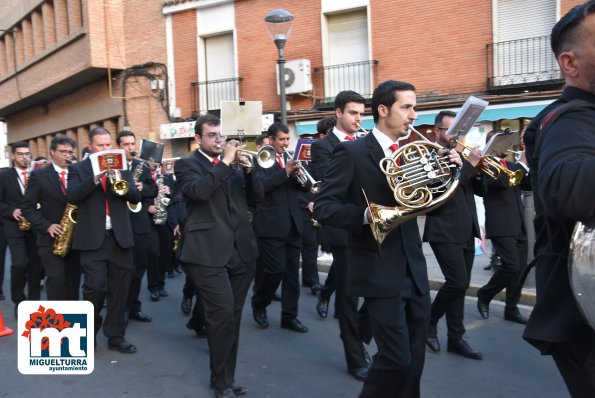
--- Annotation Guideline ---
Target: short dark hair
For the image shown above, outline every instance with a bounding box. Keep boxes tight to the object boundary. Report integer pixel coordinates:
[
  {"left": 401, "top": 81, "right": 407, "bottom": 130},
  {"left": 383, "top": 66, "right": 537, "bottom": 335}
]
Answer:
[
  {"left": 371, "top": 80, "right": 416, "bottom": 123},
  {"left": 317, "top": 116, "right": 337, "bottom": 135},
  {"left": 551, "top": 0, "right": 595, "bottom": 58},
  {"left": 34, "top": 156, "right": 47, "bottom": 161},
  {"left": 10, "top": 141, "right": 29, "bottom": 153},
  {"left": 267, "top": 122, "right": 289, "bottom": 139},
  {"left": 50, "top": 135, "right": 76, "bottom": 151},
  {"left": 255, "top": 133, "right": 269, "bottom": 147},
  {"left": 334, "top": 90, "right": 365, "bottom": 113},
  {"left": 116, "top": 130, "right": 135, "bottom": 145},
  {"left": 194, "top": 114, "right": 220, "bottom": 136},
  {"left": 434, "top": 110, "right": 456, "bottom": 128},
  {"left": 88, "top": 127, "right": 111, "bottom": 142}
]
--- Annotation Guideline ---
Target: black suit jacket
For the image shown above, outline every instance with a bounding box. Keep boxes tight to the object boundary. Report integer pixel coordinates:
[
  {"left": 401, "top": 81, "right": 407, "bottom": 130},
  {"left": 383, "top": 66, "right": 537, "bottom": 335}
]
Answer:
[
  {"left": 66, "top": 158, "right": 141, "bottom": 250},
  {"left": 252, "top": 152, "right": 310, "bottom": 238},
  {"left": 311, "top": 131, "right": 348, "bottom": 246},
  {"left": 0, "top": 168, "right": 28, "bottom": 238},
  {"left": 128, "top": 160, "right": 158, "bottom": 235},
  {"left": 22, "top": 165, "right": 69, "bottom": 247},
  {"left": 314, "top": 133, "right": 429, "bottom": 298},
  {"left": 175, "top": 150, "right": 258, "bottom": 267},
  {"left": 423, "top": 159, "right": 482, "bottom": 243},
  {"left": 482, "top": 161, "right": 530, "bottom": 238}
]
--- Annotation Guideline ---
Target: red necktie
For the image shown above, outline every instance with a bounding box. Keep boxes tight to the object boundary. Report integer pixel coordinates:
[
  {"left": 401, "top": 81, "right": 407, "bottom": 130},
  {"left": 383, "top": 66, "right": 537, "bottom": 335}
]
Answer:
[
  {"left": 345, "top": 136, "right": 355, "bottom": 141},
  {"left": 151, "top": 170, "right": 157, "bottom": 181},
  {"left": 277, "top": 154, "right": 284, "bottom": 168},
  {"left": 390, "top": 144, "right": 400, "bottom": 166},
  {"left": 22, "top": 171, "right": 27, "bottom": 186},
  {"left": 500, "top": 159, "right": 508, "bottom": 169},
  {"left": 212, "top": 158, "right": 220, "bottom": 165},
  {"left": 59, "top": 170, "right": 66, "bottom": 195},
  {"left": 100, "top": 174, "right": 110, "bottom": 216}
]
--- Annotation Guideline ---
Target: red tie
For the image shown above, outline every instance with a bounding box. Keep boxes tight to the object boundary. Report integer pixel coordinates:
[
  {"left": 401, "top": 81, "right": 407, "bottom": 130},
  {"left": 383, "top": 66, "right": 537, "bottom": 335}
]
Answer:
[
  {"left": 59, "top": 170, "right": 66, "bottom": 195},
  {"left": 500, "top": 159, "right": 508, "bottom": 169},
  {"left": 212, "top": 158, "right": 220, "bottom": 166},
  {"left": 345, "top": 136, "right": 355, "bottom": 142},
  {"left": 22, "top": 171, "right": 27, "bottom": 186},
  {"left": 390, "top": 144, "right": 400, "bottom": 166},
  {"left": 151, "top": 170, "right": 157, "bottom": 181},
  {"left": 277, "top": 154, "right": 284, "bottom": 168},
  {"left": 100, "top": 174, "right": 110, "bottom": 216}
]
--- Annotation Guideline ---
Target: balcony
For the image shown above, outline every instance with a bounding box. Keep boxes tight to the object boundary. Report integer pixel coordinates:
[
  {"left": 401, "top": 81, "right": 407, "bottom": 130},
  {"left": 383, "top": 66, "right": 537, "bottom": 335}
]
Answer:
[
  {"left": 313, "top": 60, "right": 378, "bottom": 105},
  {"left": 191, "top": 77, "right": 242, "bottom": 116},
  {"left": 486, "top": 36, "right": 563, "bottom": 93}
]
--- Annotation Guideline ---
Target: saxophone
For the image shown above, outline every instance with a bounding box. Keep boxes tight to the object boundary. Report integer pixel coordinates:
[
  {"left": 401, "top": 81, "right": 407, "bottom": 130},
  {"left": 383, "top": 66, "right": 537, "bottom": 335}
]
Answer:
[
  {"left": 18, "top": 169, "right": 32, "bottom": 231},
  {"left": 153, "top": 174, "right": 170, "bottom": 225},
  {"left": 52, "top": 203, "right": 77, "bottom": 257},
  {"left": 127, "top": 162, "right": 144, "bottom": 213}
]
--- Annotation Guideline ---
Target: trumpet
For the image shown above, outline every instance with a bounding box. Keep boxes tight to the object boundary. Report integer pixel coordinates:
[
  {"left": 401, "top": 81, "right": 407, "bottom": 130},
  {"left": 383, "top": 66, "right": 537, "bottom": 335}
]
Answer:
[
  {"left": 456, "top": 141, "right": 524, "bottom": 187},
  {"left": 258, "top": 146, "right": 321, "bottom": 194}
]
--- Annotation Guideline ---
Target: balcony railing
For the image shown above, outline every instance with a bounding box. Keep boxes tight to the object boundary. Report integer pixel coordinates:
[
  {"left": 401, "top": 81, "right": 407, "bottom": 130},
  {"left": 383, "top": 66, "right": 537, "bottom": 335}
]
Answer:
[
  {"left": 191, "top": 77, "right": 242, "bottom": 115},
  {"left": 486, "top": 35, "right": 563, "bottom": 91},
  {"left": 313, "top": 60, "right": 378, "bottom": 104}
]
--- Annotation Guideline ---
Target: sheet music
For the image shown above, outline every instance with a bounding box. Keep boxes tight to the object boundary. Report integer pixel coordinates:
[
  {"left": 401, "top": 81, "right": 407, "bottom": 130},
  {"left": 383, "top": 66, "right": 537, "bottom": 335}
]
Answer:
[
  {"left": 445, "top": 96, "right": 489, "bottom": 138},
  {"left": 89, "top": 149, "right": 126, "bottom": 176}
]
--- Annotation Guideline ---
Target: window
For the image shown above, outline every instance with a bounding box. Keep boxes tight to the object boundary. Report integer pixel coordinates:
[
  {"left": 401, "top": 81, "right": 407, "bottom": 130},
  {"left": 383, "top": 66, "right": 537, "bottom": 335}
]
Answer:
[{"left": 199, "top": 33, "right": 239, "bottom": 112}]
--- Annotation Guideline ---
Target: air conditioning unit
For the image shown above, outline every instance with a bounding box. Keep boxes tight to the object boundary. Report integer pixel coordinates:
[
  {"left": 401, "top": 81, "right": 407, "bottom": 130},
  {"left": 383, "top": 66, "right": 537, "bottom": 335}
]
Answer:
[{"left": 277, "top": 59, "right": 313, "bottom": 95}]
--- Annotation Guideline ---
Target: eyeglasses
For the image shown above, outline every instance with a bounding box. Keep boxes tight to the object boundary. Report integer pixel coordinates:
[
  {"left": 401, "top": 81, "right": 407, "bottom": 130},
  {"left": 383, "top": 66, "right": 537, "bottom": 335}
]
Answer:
[
  {"left": 203, "top": 133, "right": 227, "bottom": 141},
  {"left": 56, "top": 150, "right": 74, "bottom": 155}
]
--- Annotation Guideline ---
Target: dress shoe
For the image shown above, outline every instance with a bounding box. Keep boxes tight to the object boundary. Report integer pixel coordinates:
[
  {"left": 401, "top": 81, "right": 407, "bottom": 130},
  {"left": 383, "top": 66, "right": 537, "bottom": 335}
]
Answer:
[
  {"left": 348, "top": 367, "right": 368, "bottom": 381},
  {"left": 214, "top": 387, "right": 237, "bottom": 398},
  {"left": 316, "top": 293, "right": 329, "bottom": 318},
  {"left": 281, "top": 318, "right": 308, "bottom": 333},
  {"left": 108, "top": 339, "right": 137, "bottom": 354},
  {"left": 129, "top": 311, "right": 152, "bottom": 322},
  {"left": 186, "top": 320, "right": 207, "bottom": 338},
  {"left": 310, "top": 283, "right": 322, "bottom": 295},
  {"left": 158, "top": 288, "right": 168, "bottom": 297},
  {"left": 447, "top": 338, "right": 483, "bottom": 360},
  {"left": 210, "top": 382, "right": 247, "bottom": 395},
  {"left": 426, "top": 321, "right": 440, "bottom": 352},
  {"left": 181, "top": 297, "right": 192, "bottom": 315},
  {"left": 271, "top": 292, "right": 281, "bottom": 302},
  {"left": 166, "top": 271, "right": 174, "bottom": 278},
  {"left": 364, "top": 349, "right": 372, "bottom": 366},
  {"left": 150, "top": 291, "right": 160, "bottom": 302},
  {"left": 174, "top": 263, "right": 182, "bottom": 274},
  {"left": 476, "top": 295, "right": 490, "bottom": 319},
  {"left": 252, "top": 307, "right": 269, "bottom": 328},
  {"left": 504, "top": 309, "right": 528, "bottom": 325},
  {"left": 483, "top": 264, "right": 493, "bottom": 271}
]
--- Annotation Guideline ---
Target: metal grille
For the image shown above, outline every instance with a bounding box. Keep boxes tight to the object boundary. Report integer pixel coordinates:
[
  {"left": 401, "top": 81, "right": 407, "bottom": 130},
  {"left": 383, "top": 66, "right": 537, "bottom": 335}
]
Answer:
[
  {"left": 313, "top": 60, "right": 378, "bottom": 104},
  {"left": 191, "top": 77, "right": 242, "bottom": 115}
]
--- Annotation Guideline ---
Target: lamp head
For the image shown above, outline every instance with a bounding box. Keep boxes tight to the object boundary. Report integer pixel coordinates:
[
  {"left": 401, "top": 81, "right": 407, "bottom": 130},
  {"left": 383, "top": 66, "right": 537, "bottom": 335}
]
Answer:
[{"left": 264, "top": 9, "right": 294, "bottom": 49}]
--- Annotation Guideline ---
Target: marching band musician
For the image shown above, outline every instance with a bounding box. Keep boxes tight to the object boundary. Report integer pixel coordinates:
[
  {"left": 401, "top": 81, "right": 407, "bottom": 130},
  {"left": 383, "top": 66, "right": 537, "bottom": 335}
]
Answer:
[
  {"left": 0, "top": 141, "right": 42, "bottom": 317},
  {"left": 116, "top": 131, "right": 158, "bottom": 322},
  {"left": 251, "top": 122, "right": 312, "bottom": 333},
  {"left": 314, "top": 80, "right": 461, "bottom": 398},
  {"left": 175, "top": 114, "right": 258, "bottom": 398},
  {"left": 22, "top": 135, "right": 81, "bottom": 301},
  {"left": 310, "top": 90, "right": 371, "bottom": 381},
  {"left": 67, "top": 127, "right": 141, "bottom": 353}
]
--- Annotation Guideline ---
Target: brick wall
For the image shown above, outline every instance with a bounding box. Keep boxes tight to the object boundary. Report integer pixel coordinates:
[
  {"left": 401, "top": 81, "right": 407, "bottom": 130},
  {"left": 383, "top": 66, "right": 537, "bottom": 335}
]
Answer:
[{"left": 172, "top": 10, "right": 198, "bottom": 118}]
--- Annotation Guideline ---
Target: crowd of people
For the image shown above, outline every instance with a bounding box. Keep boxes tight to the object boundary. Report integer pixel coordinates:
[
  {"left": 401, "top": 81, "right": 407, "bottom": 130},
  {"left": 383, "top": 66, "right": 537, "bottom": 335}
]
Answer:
[{"left": 1, "top": 2, "right": 594, "bottom": 397}]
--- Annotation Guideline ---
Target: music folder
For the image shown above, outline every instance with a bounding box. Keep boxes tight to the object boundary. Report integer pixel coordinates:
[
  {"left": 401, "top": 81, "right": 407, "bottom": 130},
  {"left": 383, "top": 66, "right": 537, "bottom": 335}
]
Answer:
[
  {"left": 139, "top": 139, "right": 165, "bottom": 164},
  {"left": 89, "top": 149, "right": 126, "bottom": 177},
  {"left": 293, "top": 139, "right": 315, "bottom": 161}
]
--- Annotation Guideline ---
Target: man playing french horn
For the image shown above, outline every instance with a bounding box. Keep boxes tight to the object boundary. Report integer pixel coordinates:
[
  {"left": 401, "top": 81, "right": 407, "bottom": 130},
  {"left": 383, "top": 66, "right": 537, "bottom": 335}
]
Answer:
[
  {"left": 314, "top": 80, "right": 461, "bottom": 398},
  {"left": 22, "top": 135, "right": 81, "bottom": 301}
]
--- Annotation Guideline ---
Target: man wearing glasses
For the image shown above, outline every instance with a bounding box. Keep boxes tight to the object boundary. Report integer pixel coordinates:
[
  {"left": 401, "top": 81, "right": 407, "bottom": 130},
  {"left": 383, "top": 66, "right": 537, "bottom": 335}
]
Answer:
[
  {"left": 0, "top": 141, "right": 42, "bottom": 317},
  {"left": 22, "top": 135, "right": 81, "bottom": 301}
]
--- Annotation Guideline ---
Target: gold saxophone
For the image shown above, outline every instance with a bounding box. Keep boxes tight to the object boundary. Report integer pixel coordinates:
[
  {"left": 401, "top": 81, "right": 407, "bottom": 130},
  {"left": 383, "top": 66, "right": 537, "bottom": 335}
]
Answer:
[{"left": 52, "top": 203, "right": 77, "bottom": 257}]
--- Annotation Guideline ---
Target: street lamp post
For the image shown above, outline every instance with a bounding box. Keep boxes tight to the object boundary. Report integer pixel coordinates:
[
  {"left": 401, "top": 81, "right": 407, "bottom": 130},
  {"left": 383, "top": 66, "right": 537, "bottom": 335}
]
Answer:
[{"left": 264, "top": 9, "right": 294, "bottom": 126}]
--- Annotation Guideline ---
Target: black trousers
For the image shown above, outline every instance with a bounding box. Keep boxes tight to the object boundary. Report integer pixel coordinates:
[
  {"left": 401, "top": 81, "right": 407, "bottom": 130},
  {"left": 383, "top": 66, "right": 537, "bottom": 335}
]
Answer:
[
  {"left": 252, "top": 226, "right": 302, "bottom": 320},
  {"left": 157, "top": 223, "right": 175, "bottom": 276},
  {"left": 429, "top": 237, "right": 475, "bottom": 340},
  {"left": 8, "top": 231, "right": 42, "bottom": 304},
  {"left": 0, "top": 227, "right": 7, "bottom": 295},
  {"left": 145, "top": 227, "right": 161, "bottom": 293},
  {"left": 301, "top": 218, "right": 320, "bottom": 287},
  {"left": 38, "top": 245, "right": 81, "bottom": 301},
  {"left": 183, "top": 253, "right": 255, "bottom": 391},
  {"left": 359, "top": 269, "right": 430, "bottom": 398},
  {"left": 478, "top": 235, "right": 527, "bottom": 311},
  {"left": 128, "top": 232, "right": 150, "bottom": 313},
  {"left": 551, "top": 328, "right": 595, "bottom": 398},
  {"left": 332, "top": 245, "right": 367, "bottom": 370},
  {"left": 80, "top": 234, "right": 134, "bottom": 340}
]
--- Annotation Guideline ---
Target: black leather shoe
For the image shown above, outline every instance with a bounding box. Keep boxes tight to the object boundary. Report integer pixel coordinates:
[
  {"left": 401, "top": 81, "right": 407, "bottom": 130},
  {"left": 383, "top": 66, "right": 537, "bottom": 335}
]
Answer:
[
  {"left": 364, "top": 349, "right": 372, "bottom": 366},
  {"left": 316, "top": 293, "right": 329, "bottom": 318},
  {"left": 214, "top": 387, "right": 237, "bottom": 398},
  {"left": 504, "top": 309, "right": 528, "bottom": 325},
  {"left": 158, "top": 288, "right": 168, "bottom": 297},
  {"left": 426, "top": 321, "right": 440, "bottom": 352},
  {"left": 150, "top": 291, "right": 160, "bottom": 302},
  {"left": 130, "top": 311, "right": 152, "bottom": 322},
  {"left": 281, "top": 318, "right": 308, "bottom": 333},
  {"left": 181, "top": 297, "right": 192, "bottom": 315},
  {"left": 210, "top": 383, "right": 247, "bottom": 395},
  {"left": 483, "top": 264, "right": 493, "bottom": 270},
  {"left": 252, "top": 307, "right": 269, "bottom": 328},
  {"left": 271, "top": 292, "right": 281, "bottom": 302},
  {"left": 186, "top": 320, "right": 207, "bottom": 338},
  {"left": 348, "top": 367, "right": 368, "bottom": 381},
  {"left": 166, "top": 271, "right": 174, "bottom": 278},
  {"left": 310, "top": 283, "right": 322, "bottom": 295},
  {"left": 447, "top": 338, "right": 483, "bottom": 360},
  {"left": 108, "top": 339, "right": 137, "bottom": 354},
  {"left": 476, "top": 295, "right": 490, "bottom": 319},
  {"left": 174, "top": 263, "right": 182, "bottom": 274}
]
